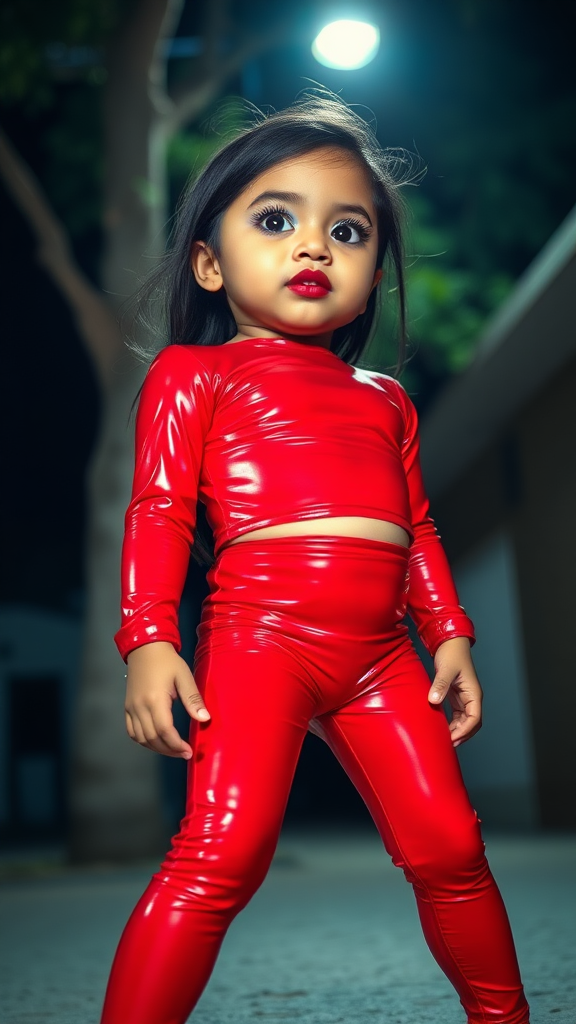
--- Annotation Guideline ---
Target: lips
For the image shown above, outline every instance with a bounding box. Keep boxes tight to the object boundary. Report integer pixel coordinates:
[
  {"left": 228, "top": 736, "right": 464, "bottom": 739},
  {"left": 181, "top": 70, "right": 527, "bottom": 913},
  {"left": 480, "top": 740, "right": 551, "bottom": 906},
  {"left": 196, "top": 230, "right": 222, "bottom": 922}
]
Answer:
[{"left": 287, "top": 269, "right": 332, "bottom": 298}]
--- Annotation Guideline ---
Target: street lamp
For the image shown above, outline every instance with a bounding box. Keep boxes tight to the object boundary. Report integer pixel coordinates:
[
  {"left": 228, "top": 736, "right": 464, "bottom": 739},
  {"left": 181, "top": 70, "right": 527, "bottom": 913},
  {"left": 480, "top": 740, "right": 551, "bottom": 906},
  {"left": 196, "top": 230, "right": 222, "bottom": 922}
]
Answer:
[{"left": 312, "top": 20, "right": 380, "bottom": 70}]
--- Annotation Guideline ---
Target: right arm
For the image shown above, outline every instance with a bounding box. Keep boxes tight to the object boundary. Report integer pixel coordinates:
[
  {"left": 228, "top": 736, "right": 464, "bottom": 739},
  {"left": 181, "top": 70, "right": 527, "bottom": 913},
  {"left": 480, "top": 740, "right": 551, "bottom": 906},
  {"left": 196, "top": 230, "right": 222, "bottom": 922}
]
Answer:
[{"left": 114, "top": 346, "right": 214, "bottom": 758}]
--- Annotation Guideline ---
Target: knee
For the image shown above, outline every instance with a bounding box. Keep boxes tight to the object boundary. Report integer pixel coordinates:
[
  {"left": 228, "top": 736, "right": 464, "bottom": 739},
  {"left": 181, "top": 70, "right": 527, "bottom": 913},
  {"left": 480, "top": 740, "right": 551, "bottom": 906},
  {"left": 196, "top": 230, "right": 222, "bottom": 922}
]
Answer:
[
  {"left": 399, "top": 811, "right": 489, "bottom": 894},
  {"left": 157, "top": 811, "right": 277, "bottom": 917}
]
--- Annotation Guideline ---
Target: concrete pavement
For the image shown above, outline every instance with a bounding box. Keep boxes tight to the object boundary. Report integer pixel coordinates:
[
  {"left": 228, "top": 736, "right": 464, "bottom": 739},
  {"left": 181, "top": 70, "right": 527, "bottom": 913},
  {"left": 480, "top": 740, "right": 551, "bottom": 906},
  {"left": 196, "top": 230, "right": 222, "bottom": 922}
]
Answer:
[{"left": 0, "top": 829, "right": 574, "bottom": 1024}]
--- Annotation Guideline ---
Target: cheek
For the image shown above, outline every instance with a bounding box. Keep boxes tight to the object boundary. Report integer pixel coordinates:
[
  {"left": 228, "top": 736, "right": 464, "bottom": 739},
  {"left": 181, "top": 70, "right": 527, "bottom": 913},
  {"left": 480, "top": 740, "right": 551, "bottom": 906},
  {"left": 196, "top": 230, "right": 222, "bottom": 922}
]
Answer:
[
  {"left": 351, "top": 258, "right": 379, "bottom": 300},
  {"left": 347, "top": 260, "right": 379, "bottom": 315},
  {"left": 222, "top": 240, "right": 281, "bottom": 293}
]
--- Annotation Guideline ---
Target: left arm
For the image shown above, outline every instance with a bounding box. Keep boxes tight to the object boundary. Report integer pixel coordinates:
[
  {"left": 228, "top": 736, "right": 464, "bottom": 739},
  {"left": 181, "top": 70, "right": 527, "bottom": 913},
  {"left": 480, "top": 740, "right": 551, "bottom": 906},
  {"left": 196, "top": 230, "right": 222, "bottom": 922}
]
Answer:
[{"left": 399, "top": 386, "right": 482, "bottom": 745}]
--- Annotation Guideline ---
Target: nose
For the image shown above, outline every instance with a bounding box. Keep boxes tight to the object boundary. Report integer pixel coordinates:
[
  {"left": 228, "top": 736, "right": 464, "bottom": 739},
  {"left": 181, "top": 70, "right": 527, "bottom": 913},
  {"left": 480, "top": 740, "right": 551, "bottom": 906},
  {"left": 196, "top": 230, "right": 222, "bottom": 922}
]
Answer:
[{"left": 293, "top": 224, "right": 331, "bottom": 263}]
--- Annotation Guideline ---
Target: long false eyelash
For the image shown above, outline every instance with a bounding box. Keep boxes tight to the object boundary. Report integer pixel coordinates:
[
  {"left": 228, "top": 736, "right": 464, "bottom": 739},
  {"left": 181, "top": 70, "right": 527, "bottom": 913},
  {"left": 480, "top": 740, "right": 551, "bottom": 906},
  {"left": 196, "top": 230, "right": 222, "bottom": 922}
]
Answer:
[
  {"left": 250, "top": 203, "right": 293, "bottom": 229},
  {"left": 335, "top": 217, "right": 372, "bottom": 243}
]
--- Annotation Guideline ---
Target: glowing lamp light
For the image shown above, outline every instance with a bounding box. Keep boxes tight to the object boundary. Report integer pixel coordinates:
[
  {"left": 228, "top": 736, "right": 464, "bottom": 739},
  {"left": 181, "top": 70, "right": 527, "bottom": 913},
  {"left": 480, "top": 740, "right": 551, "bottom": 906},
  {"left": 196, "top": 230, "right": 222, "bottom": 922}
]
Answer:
[{"left": 312, "top": 20, "right": 380, "bottom": 70}]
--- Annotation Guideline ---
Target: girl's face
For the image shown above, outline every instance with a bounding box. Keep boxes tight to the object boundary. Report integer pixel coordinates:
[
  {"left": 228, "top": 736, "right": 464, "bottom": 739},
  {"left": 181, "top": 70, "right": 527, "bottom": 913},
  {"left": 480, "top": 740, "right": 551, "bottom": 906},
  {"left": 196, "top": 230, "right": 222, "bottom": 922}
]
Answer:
[{"left": 192, "top": 147, "right": 382, "bottom": 347}]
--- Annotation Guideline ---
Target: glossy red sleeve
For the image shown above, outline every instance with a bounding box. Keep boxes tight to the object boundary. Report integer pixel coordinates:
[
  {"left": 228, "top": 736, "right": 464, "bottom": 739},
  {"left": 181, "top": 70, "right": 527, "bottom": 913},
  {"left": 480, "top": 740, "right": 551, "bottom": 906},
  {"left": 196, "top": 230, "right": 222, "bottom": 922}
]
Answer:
[
  {"left": 398, "top": 386, "right": 476, "bottom": 657},
  {"left": 114, "top": 346, "right": 214, "bottom": 662}
]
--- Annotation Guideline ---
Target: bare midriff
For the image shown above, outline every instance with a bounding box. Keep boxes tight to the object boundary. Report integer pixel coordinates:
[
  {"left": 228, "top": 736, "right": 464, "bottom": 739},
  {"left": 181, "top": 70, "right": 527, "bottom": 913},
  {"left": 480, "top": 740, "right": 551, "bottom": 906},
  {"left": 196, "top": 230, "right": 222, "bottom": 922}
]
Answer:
[{"left": 226, "top": 517, "right": 411, "bottom": 548}]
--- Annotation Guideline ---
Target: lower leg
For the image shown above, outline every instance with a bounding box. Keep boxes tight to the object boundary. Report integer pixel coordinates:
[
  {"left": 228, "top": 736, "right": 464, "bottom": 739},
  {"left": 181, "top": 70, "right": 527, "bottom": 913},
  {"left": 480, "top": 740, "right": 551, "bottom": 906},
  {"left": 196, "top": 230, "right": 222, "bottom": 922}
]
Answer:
[
  {"left": 99, "top": 872, "right": 236, "bottom": 1024},
  {"left": 413, "top": 858, "right": 528, "bottom": 1024},
  {"left": 315, "top": 645, "right": 529, "bottom": 1023}
]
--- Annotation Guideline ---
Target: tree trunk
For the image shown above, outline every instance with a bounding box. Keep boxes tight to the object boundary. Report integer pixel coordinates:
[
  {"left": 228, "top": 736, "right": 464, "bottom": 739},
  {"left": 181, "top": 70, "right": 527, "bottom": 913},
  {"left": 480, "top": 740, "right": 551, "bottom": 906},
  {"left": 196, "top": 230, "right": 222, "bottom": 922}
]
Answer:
[{"left": 68, "top": 0, "right": 176, "bottom": 862}]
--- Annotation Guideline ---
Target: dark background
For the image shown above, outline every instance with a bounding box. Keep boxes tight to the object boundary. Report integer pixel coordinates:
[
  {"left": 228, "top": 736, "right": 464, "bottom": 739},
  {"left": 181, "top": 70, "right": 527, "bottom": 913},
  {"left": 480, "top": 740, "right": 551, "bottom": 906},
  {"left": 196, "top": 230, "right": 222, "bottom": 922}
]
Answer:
[{"left": 1, "top": 0, "right": 575, "bottom": 829}]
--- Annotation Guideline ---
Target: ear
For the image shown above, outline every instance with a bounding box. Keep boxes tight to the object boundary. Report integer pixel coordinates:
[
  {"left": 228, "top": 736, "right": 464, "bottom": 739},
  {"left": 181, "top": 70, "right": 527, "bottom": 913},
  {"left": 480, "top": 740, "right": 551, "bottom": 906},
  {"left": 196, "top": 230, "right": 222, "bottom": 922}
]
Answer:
[
  {"left": 190, "top": 241, "right": 224, "bottom": 292},
  {"left": 371, "top": 268, "right": 383, "bottom": 292}
]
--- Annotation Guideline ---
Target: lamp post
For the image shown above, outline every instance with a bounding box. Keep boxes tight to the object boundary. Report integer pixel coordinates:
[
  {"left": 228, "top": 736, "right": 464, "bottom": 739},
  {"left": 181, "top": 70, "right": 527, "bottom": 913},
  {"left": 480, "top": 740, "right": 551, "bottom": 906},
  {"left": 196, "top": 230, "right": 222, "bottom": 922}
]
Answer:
[{"left": 312, "top": 19, "right": 380, "bottom": 70}]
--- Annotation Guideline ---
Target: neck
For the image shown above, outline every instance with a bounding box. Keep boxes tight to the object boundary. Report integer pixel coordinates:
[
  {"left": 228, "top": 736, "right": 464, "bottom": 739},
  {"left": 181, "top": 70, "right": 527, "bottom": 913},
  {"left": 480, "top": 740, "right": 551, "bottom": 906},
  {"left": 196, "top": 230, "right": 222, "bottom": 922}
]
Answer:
[{"left": 230, "top": 325, "right": 333, "bottom": 349}]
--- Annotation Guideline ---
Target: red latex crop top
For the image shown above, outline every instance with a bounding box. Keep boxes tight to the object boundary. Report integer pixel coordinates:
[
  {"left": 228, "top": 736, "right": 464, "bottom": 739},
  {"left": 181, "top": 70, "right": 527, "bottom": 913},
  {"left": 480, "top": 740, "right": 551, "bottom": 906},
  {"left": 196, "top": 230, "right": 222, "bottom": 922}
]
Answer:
[{"left": 114, "top": 337, "right": 475, "bottom": 661}]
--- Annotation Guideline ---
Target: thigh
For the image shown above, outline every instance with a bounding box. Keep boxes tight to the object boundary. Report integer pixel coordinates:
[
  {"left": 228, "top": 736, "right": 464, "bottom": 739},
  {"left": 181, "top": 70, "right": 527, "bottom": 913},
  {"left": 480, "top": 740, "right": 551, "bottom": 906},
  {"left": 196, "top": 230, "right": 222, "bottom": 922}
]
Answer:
[
  {"left": 164, "top": 633, "right": 317, "bottom": 872},
  {"left": 312, "top": 641, "right": 481, "bottom": 882}
]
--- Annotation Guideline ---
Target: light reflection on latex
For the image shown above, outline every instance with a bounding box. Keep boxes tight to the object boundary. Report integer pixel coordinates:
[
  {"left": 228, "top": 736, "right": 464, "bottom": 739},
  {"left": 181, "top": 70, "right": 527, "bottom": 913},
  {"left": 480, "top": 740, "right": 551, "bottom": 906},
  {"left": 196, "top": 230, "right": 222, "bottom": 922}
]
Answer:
[
  {"left": 363, "top": 693, "right": 389, "bottom": 709},
  {"left": 228, "top": 461, "right": 262, "bottom": 495},
  {"left": 154, "top": 454, "right": 170, "bottom": 491},
  {"left": 396, "top": 723, "right": 431, "bottom": 798},
  {"left": 208, "top": 751, "right": 221, "bottom": 789}
]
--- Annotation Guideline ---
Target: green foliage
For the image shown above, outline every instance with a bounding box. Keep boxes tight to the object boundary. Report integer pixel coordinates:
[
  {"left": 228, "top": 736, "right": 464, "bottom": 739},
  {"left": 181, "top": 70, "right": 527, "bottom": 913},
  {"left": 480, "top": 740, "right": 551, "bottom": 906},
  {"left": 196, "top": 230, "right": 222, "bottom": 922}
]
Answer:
[
  {"left": 0, "top": 0, "right": 119, "bottom": 109},
  {"left": 43, "top": 86, "right": 104, "bottom": 236},
  {"left": 363, "top": 191, "right": 514, "bottom": 391},
  {"left": 431, "top": 93, "right": 576, "bottom": 278},
  {"left": 167, "top": 132, "right": 225, "bottom": 203},
  {"left": 0, "top": 0, "right": 129, "bottom": 261},
  {"left": 167, "top": 101, "right": 252, "bottom": 203},
  {"left": 403, "top": 192, "right": 514, "bottom": 374},
  {"left": 0, "top": 30, "right": 47, "bottom": 107}
]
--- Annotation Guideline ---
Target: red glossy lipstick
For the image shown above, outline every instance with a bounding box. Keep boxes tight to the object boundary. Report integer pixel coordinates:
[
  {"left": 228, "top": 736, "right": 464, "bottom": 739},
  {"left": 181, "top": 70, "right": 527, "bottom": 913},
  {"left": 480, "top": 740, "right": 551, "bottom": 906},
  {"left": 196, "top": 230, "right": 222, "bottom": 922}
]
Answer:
[{"left": 287, "top": 269, "right": 332, "bottom": 298}]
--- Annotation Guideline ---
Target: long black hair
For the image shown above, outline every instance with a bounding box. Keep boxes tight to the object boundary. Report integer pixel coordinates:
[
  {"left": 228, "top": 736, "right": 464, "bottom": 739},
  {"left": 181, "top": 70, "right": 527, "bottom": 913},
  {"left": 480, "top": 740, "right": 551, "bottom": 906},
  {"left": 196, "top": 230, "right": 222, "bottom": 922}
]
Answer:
[{"left": 135, "top": 92, "right": 413, "bottom": 564}]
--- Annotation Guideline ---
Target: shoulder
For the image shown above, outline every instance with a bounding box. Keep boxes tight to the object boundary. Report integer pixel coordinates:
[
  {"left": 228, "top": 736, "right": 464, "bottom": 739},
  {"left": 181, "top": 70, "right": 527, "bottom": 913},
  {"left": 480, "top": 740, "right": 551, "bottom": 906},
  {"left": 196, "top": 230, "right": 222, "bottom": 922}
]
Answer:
[
  {"left": 352, "top": 366, "right": 415, "bottom": 411},
  {"left": 352, "top": 367, "right": 419, "bottom": 445},
  {"left": 147, "top": 343, "right": 214, "bottom": 380},
  {"left": 143, "top": 344, "right": 224, "bottom": 399},
  {"left": 137, "top": 345, "right": 221, "bottom": 424}
]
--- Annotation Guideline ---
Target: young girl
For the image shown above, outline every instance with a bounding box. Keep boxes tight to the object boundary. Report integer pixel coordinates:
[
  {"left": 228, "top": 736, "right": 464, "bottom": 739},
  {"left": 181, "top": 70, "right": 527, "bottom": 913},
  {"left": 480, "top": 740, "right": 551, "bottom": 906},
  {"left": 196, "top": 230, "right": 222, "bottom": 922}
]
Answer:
[{"left": 100, "top": 96, "right": 530, "bottom": 1024}]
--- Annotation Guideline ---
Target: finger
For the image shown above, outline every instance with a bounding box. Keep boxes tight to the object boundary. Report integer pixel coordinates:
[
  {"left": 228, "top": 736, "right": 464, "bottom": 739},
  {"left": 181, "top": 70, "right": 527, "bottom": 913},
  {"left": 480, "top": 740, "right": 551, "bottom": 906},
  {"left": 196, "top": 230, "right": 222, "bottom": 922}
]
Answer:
[
  {"left": 176, "top": 673, "right": 211, "bottom": 722},
  {"left": 126, "top": 702, "right": 192, "bottom": 759},
  {"left": 125, "top": 710, "right": 137, "bottom": 741},
  {"left": 129, "top": 714, "right": 149, "bottom": 748},
  {"left": 450, "top": 705, "right": 482, "bottom": 744},
  {"left": 141, "top": 706, "right": 193, "bottom": 759},
  {"left": 428, "top": 674, "right": 453, "bottom": 705}
]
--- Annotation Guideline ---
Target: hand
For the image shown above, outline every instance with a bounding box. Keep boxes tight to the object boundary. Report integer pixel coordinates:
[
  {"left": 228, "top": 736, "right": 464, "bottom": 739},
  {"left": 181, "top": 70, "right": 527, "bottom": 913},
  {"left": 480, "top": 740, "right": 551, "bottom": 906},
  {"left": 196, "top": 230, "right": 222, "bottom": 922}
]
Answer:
[
  {"left": 125, "top": 641, "right": 210, "bottom": 759},
  {"left": 428, "top": 636, "right": 482, "bottom": 747}
]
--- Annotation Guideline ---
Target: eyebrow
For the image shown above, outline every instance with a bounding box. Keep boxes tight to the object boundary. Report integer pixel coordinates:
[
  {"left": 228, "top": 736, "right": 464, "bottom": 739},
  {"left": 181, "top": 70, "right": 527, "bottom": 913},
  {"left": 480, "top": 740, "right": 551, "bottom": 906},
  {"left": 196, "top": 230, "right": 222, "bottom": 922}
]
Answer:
[{"left": 247, "top": 190, "right": 374, "bottom": 227}]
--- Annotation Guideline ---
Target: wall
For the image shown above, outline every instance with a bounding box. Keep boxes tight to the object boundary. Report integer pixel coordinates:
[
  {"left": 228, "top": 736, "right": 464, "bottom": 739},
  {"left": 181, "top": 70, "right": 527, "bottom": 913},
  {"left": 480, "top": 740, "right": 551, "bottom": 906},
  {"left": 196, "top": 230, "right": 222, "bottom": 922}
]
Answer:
[
  {"left": 430, "top": 355, "right": 576, "bottom": 827},
  {"left": 452, "top": 530, "right": 537, "bottom": 827},
  {"left": 511, "top": 357, "right": 576, "bottom": 826},
  {"left": 0, "top": 605, "right": 83, "bottom": 840}
]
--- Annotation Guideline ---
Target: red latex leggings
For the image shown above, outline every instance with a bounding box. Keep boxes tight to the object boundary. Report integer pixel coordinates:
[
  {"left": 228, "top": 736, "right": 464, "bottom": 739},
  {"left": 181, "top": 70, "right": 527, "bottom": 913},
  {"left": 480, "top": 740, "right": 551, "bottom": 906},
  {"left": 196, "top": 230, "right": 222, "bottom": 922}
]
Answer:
[{"left": 101, "top": 536, "right": 529, "bottom": 1024}]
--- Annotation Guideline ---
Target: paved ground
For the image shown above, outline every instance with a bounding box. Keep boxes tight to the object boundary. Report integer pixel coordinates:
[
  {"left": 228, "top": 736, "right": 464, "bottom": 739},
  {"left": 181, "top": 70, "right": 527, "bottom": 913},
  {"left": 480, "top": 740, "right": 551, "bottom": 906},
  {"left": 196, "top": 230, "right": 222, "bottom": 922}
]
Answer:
[{"left": 0, "top": 829, "right": 574, "bottom": 1024}]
